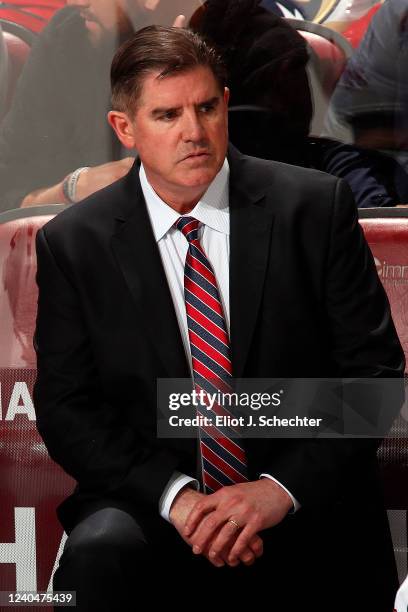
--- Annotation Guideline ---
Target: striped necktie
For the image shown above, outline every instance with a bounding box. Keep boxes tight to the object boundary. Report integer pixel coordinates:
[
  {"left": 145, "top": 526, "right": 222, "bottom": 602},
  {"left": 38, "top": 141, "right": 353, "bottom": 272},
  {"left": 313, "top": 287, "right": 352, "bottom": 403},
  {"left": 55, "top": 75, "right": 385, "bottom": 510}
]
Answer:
[{"left": 176, "top": 216, "right": 248, "bottom": 493}]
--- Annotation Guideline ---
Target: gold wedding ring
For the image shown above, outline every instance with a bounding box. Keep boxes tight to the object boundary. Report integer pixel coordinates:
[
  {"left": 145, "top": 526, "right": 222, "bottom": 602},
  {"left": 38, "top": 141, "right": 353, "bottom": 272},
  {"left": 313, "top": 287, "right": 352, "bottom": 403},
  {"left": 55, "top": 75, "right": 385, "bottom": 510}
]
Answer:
[{"left": 227, "top": 518, "right": 241, "bottom": 530}]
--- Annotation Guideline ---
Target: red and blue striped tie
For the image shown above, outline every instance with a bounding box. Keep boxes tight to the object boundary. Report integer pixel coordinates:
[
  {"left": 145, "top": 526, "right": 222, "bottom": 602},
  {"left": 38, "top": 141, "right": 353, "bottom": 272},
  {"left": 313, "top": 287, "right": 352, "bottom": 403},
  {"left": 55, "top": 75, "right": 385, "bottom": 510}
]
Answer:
[{"left": 176, "top": 216, "right": 248, "bottom": 493}]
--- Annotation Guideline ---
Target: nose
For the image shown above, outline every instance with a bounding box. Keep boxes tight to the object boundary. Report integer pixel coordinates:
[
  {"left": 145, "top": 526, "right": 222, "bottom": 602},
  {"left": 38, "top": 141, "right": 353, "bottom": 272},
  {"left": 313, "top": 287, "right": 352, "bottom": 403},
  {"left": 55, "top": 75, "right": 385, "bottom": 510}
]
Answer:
[{"left": 181, "top": 110, "right": 206, "bottom": 144}]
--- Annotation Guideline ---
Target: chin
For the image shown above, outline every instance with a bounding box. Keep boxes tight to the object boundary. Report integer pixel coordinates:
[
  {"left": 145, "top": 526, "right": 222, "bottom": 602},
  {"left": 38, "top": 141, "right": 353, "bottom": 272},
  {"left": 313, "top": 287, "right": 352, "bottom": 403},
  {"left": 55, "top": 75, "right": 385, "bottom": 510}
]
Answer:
[
  {"left": 181, "top": 160, "right": 223, "bottom": 185},
  {"left": 180, "top": 169, "right": 218, "bottom": 189}
]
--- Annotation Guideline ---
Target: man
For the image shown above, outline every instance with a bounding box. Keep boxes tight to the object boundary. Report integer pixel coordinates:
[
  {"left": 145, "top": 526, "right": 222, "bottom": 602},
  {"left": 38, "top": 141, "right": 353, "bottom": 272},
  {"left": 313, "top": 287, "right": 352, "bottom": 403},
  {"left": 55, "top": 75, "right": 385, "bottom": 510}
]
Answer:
[
  {"left": 34, "top": 26, "right": 404, "bottom": 611},
  {"left": 325, "top": 0, "right": 408, "bottom": 173},
  {"left": 0, "top": 0, "right": 197, "bottom": 211}
]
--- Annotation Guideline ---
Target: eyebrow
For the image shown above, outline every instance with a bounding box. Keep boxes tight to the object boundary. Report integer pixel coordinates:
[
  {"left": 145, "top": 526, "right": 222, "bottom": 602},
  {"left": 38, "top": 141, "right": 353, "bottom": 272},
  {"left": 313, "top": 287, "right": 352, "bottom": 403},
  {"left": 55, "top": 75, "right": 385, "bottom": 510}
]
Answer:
[{"left": 150, "top": 96, "right": 221, "bottom": 118}]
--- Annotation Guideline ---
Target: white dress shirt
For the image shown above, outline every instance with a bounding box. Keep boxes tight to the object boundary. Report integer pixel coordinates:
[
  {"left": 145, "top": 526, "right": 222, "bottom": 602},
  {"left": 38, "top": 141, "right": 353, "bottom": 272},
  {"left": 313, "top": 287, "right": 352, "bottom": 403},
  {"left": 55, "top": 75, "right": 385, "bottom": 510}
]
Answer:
[
  {"left": 395, "top": 575, "right": 408, "bottom": 612},
  {"left": 139, "top": 160, "right": 299, "bottom": 521}
]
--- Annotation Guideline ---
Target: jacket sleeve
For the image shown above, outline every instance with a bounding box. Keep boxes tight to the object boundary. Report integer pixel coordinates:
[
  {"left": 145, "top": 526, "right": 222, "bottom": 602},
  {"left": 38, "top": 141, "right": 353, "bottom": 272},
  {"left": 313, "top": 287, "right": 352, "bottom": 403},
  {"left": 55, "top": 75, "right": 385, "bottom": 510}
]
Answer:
[
  {"left": 34, "top": 227, "right": 183, "bottom": 513},
  {"left": 261, "top": 178, "right": 405, "bottom": 511}
]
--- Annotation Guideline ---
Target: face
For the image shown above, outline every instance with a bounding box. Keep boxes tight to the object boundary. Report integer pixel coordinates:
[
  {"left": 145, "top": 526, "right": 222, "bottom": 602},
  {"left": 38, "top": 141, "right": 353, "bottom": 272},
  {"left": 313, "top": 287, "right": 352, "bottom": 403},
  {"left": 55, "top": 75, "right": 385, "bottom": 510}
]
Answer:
[
  {"left": 108, "top": 66, "right": 229, "bottom": 208},
  {"left": 67, "top": 0, "right": 202, "bottom": 45},
  {"left": 67, "top": 0, "right": 132, "bottom": 44}
]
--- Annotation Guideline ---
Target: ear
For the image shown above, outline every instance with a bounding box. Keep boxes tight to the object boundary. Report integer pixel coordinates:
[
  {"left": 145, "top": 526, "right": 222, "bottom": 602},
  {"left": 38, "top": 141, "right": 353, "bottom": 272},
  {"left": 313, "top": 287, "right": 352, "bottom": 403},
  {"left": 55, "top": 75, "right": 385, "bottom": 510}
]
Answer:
[
  {"left": 224, "top": 86, "right": 230, "bottom": 107},
  {"left": 107, "top": 110, "right": 137, "bottom": 149}
]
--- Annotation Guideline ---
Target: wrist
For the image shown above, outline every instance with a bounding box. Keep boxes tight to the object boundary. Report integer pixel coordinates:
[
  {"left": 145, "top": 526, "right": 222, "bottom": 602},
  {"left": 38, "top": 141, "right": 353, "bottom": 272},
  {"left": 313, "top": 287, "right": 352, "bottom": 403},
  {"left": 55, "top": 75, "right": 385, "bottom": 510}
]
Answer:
[
  {"left": 261, "top": 477, "right": 293, "bottom": 513},
  {"left": 62, "top": 166, "right": 90, "bottom": 203},
  {"left": 169, "top": 486, "right": 200, "bottom": 524}
]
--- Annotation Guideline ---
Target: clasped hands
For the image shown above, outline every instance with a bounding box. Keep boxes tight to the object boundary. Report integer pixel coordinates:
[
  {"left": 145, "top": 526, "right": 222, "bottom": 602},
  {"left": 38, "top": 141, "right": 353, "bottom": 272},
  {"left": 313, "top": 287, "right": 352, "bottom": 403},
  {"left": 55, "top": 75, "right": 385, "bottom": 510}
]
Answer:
[{"left": 169, "top": 479, "right": 293, "bottom": 568}]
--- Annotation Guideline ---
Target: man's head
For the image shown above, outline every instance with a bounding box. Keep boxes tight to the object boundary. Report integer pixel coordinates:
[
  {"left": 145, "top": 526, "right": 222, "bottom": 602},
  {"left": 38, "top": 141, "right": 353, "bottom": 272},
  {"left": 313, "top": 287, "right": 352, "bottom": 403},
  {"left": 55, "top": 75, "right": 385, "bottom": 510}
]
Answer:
[
  {"left": 108, "top": 26, "right": 229, "bottom": 209},
  {"left": 67, "top": 0, "right": 133, "bottom": 44},
  {"left": 67, "top": 0, "right": 203, "bottom": 46}
]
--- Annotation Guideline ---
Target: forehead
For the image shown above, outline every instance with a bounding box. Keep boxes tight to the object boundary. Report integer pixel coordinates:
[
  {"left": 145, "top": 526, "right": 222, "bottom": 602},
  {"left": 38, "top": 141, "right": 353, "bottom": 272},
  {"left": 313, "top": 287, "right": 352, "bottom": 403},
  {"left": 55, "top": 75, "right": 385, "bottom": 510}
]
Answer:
[{"left": 137, "top": 66, "right": 222, "bottom": 111}]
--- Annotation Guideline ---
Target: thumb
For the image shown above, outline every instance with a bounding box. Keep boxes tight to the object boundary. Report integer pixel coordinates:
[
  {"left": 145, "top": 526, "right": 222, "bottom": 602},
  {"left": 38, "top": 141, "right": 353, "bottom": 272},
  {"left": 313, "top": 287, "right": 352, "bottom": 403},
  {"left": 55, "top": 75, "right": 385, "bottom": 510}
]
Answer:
[{"left": 172, "top": 14, "right": 186, "bottom": 28}]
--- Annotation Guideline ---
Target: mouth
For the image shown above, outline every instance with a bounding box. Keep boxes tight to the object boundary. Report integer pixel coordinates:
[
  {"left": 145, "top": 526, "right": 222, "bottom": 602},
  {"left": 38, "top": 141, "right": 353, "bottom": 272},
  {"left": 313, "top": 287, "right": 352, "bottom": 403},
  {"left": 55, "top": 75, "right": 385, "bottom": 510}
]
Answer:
[{"left": 180, "top": 151, "right": 211, "bottom": 162}]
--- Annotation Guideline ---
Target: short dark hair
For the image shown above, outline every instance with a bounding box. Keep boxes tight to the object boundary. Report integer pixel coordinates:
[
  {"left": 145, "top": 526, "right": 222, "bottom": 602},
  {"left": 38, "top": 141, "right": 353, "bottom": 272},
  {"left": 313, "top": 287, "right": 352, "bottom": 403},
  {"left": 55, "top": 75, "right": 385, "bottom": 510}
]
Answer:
[{"left": 111, "top": 25, "right": 227, "bottom": 115}]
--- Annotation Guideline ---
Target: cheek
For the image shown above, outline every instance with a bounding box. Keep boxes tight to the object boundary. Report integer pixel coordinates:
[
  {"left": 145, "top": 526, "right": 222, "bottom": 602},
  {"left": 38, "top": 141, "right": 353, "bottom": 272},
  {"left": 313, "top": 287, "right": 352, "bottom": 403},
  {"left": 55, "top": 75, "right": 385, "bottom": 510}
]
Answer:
[
  {"left": 137, "top": 138, "right": 175, "bottom": 169},
  {"left": 210, "top": 121, "right": 229, "bottom": 153},
  {"left": 98, "top": 5, "right": 117, "bottom": 27}
]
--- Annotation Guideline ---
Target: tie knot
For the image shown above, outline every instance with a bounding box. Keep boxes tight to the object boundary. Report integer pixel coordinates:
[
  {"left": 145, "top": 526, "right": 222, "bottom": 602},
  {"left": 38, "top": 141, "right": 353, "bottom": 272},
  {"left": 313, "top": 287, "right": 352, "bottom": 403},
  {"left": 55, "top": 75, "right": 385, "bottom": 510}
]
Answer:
[{"left": 176, "top": 217, "right": 200, "bottom": 243}]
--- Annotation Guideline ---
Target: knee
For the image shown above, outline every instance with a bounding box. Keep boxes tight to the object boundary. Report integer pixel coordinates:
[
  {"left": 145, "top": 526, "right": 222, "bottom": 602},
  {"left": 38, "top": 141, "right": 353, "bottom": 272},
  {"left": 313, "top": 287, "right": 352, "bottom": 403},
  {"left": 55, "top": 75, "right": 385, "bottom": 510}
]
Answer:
[{"left": 62, "top": 508, "right": 149, "bottom": 568}]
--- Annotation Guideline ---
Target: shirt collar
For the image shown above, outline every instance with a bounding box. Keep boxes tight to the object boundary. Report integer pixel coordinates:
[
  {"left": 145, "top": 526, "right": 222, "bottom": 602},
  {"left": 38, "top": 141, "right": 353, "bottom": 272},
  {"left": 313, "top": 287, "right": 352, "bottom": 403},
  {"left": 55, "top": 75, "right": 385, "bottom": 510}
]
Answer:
[{"left": 140, "top": 159, "right": 230, "bottom": 243}]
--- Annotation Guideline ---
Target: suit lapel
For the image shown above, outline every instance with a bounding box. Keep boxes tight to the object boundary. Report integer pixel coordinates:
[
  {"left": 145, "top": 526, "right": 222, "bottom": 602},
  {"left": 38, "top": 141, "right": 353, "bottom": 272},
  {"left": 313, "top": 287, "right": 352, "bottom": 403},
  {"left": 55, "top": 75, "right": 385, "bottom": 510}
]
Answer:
[
  {"left": 229, "top": 148, "right": 275, "bottom": 377},
  {"left": 110, "top": 151, "right": 275, "bottom": 380},
  {"left": 111, "top": 163, "right": 190, "bottom": 378}
]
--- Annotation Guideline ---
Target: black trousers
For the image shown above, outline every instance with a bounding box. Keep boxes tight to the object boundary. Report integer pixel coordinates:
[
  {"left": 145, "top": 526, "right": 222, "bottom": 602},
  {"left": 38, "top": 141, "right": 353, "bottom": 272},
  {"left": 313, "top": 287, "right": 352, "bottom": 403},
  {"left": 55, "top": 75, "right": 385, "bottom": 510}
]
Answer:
[
  {"left": 54, "top": 504, "right": 309, "bottom": 611},
  {"left": 54, "top": 502, "right": 397, "bottom": 612}
]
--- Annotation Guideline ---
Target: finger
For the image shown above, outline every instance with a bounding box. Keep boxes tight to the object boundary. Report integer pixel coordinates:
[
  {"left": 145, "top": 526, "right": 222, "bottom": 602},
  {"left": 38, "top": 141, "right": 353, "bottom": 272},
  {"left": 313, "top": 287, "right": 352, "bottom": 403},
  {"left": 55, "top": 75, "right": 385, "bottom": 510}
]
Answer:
[
  {"left": 200, "top": 526, "right": 226, "bottom": 568},
  {"left": 248, "top": 534, "right": 263, "bottom": 559},
  {"left": 208, "top": 520, "right": 243, "bottom": 563},
  {"left": 172, "top": 14, "right": 186, "bottom": 28},
  {"left": 222, "top": 542, "right": 258, "bottom": 567},
  {"left": 190, "top": 511, "right": 226, "bottom": 555},
  {"left": 228, "top": 524, "right": 259, "bottom": 562},
  {"left": 238, "top": 548, "right": 256, "bottom": 566},
  {"left": 224, "top": 554, "right": 240, "bottom": 567},
  {"left": 184, "top": 497, "right": 217, "bottom": 537},
  {"left": 225, "top": 535, "right": 262, "bottom": 567},
  {"left": 222, "top": 544, "right": 255, "bottom": 567},
  {"left": 234, "top": 535, "right": 263, "bottom": 566},
  {"left": 205, "top": 547, "right": 225, "bottom": 568}
]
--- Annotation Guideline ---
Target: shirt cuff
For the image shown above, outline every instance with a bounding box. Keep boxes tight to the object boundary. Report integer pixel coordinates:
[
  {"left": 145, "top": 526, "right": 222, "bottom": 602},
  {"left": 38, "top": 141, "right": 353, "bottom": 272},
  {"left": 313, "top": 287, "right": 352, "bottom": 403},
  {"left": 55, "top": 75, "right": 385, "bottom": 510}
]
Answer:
[
  {"left": 259, "top": 473, "right": 301, "bottom": 513},
  {"left": 159, "top": 471, "right": 200, "bottom": 522}
]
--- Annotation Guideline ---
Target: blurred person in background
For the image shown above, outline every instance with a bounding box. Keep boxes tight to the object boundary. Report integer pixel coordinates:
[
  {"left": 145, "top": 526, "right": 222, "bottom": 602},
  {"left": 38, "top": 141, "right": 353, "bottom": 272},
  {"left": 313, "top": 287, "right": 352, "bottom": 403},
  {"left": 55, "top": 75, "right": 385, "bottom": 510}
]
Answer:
[
  {"left": 319, "top": 0, "right": 379, "bottom": 35},
  {"left": 283, "top": 0, "right": 378, "bottom": 25},
  {"left": 260, "top": 0, "right": 378, "bottom": 24},
  {"left": 0, "top": 0, "right": 199, "bottom": 212},
  {"left": 325, "top": 0, "right": 408, "bottom": 184},
  {"left": 192, "top": 0, "right": 408, "bottom": 207}
]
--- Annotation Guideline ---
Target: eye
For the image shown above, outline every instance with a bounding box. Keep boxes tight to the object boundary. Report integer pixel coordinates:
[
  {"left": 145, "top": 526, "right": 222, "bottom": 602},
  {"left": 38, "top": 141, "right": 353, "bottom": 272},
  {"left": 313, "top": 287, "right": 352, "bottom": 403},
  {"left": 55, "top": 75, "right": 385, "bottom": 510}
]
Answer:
[
  {"left": 159, "top": 110, "right": 178, "bottom": 122},
  {"left": 199, "top": 102, "right": 216, "bottom": 114}
]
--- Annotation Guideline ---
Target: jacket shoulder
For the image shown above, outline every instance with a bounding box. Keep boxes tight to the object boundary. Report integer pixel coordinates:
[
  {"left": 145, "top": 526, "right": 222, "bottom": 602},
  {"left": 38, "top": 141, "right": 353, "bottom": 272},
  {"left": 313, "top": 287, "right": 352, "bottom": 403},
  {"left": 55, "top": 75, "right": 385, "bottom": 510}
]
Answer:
[
  {"left": 41, "top": 175, "right": 128, "bottom": 245},
  {"left": 238, "top": 152, "right": 340, "bottom": 193},
  {"left": 231, "top": 151, "right": 345, "bottom": 217}
]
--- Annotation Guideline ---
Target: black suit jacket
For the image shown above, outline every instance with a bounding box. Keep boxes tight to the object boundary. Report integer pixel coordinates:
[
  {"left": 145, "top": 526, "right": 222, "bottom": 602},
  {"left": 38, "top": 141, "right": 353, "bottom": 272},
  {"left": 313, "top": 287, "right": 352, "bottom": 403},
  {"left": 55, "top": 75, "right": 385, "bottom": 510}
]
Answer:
[{"left": 34, "top": 147, "right": 404, "bottom": 604}]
